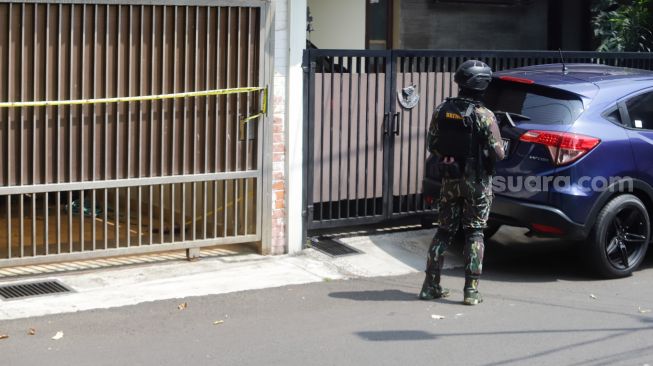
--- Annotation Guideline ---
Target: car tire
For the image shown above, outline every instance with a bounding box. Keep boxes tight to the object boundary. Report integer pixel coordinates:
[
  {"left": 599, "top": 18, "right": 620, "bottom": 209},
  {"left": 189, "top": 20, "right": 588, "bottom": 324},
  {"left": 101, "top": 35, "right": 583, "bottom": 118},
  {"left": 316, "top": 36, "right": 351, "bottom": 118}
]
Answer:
[{"left": 586, "top": 194, "right": 650, "bottom": 278}]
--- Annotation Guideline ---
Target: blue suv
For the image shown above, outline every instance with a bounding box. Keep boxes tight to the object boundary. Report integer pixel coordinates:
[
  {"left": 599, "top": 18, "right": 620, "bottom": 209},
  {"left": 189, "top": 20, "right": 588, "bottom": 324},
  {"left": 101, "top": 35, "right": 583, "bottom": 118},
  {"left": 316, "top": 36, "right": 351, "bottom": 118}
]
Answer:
[{"left": 423, "top": 64, "right": 653, "bottom": 278}]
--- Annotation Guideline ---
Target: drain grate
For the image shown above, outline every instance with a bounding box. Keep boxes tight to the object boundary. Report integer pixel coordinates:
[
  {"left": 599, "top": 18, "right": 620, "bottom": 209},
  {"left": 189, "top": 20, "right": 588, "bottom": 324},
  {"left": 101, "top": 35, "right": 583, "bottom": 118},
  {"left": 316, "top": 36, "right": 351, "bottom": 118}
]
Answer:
[
  {"left": 0, "top": 280, "right": 73, "bottom": 300},
  {"left": 309, "top": 237, "right": 361, "bottom": 257}
]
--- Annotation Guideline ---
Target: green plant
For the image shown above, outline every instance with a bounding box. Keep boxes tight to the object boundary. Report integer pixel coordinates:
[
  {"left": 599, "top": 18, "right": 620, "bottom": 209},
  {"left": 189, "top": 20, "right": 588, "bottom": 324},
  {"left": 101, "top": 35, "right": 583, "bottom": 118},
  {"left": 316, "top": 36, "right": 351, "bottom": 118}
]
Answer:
[{"left": 592, "top": 0, "right": 653, "bottom": 51}]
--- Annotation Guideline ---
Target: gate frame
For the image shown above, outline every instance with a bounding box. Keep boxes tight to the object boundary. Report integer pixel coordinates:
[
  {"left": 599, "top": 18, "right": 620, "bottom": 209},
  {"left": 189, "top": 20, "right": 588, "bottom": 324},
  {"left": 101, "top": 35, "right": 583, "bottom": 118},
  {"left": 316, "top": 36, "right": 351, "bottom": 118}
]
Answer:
[{"left": 0, "top": 0, "right": 275, "bottom": 267}]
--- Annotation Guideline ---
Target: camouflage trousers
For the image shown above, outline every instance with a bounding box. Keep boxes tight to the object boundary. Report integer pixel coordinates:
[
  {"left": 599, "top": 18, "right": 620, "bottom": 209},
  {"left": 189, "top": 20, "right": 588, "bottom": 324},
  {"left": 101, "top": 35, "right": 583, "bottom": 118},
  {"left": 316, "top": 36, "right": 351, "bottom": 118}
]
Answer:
[{"left": 426, "top": 176, "right": 493, "bottom": 279}]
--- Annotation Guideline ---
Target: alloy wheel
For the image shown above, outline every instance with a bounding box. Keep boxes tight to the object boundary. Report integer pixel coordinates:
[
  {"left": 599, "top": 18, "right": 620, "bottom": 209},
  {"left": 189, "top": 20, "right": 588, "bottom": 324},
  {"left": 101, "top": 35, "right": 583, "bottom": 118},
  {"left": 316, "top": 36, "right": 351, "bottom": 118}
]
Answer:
[{"left": 604, "top": 205, "right": 649, "bottom": 271}]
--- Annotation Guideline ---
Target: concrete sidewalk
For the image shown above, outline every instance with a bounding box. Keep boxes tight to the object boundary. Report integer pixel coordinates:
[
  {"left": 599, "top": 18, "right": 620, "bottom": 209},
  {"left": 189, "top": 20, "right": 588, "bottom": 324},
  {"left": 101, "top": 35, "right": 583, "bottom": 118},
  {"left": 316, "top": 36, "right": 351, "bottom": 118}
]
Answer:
[{"left": 0, "top": 228, "right": 463, "bottom": 320}]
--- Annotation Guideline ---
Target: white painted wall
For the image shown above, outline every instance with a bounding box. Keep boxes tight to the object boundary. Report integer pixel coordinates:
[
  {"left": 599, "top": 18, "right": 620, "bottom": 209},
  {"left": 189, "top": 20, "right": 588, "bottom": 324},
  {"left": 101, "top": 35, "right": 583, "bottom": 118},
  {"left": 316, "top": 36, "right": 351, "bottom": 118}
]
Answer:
[
  {"left": 307, "top": 0, "right": 365, "bottom": 49},
  {"left": 286, "top": 0, "right": 306, "bottom": 254},
  {"left": 272, "top": 0, "right": 306, "bottom": 254}
]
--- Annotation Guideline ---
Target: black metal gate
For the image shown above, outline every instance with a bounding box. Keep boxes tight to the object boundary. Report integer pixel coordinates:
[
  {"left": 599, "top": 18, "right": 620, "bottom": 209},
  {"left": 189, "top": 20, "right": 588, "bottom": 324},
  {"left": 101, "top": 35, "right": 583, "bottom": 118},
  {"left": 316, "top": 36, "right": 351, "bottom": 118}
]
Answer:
[{"left": 303, "top": 49, "right": 653, "bottom": 231}]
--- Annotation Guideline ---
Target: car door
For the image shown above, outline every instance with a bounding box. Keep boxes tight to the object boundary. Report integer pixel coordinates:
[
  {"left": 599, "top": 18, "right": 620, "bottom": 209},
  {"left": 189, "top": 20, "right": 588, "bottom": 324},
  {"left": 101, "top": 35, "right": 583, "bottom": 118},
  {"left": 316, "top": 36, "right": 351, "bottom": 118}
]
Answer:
[{"left": 620, "top": 90, "right": 653, "bottom": 185}]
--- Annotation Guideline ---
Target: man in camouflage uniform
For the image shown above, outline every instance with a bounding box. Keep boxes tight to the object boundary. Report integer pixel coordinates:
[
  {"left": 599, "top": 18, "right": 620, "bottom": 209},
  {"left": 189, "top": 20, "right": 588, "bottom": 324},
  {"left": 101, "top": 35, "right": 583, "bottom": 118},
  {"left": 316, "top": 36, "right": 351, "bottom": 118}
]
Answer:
[{"left": 419, "top": 60, "right": 505, "bottom": 305}]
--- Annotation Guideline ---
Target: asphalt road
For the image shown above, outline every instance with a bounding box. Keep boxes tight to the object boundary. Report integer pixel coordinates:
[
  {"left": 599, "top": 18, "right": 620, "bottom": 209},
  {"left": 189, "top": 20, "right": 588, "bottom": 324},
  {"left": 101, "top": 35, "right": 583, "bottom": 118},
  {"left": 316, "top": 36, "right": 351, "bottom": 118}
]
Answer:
[{"left": 2, "top": 237, "right": 653, "bottom": 366}]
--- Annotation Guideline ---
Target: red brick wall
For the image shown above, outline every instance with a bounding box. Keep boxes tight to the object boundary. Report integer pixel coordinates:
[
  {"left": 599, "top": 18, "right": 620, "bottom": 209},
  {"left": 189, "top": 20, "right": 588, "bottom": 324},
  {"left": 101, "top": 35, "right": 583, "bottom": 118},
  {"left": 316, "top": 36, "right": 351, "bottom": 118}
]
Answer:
[{"left": 270, "top": 94, "right": 286, "bottom": 254}]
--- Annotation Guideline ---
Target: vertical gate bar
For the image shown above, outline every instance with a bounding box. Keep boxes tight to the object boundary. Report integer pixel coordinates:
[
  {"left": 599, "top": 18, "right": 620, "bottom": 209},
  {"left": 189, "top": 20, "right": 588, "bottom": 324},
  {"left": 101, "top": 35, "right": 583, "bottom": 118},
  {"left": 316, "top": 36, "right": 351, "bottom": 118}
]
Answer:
[
  {"left": 66, "top": 4, "right": 75, "bottom": 253},
  {"left": 181, "top": 6, "right": 189, "bottom": 243},
  {"left": 345, "top": 56, "right": 352, "bottom": 219},
  {"left": 202, "top": 181, "right": 207, "bottom": 239},
  {"left": 5, "top": 3, "right": 12, "bottom": 257},
  {"left": 303, "top": 49, "right": 312, "bottom": 230},
  {"left": 407, "top": 57, "right": 415, "bottom": 213},
  {"left": 126, "top": 5, "right": 132, "bottom": 248},
  {"left": 68, "top": 190, "right": 72, "bottom": 252},
  {"left": 170, "top": 5, "right": 179, "bottom": 244},
  {"left": 103, "top": 4, "right": 109, "bottom": 250},
  {"left": 115, "top": 5, "right": 121, "bottom": 248},
  {"left": 373, "top": 56, "right": 380, "bottom": 216},
  {"left": 192, "top": 6, "right": 199, "bottom": 242},
  {"left": 255, "top": 5, "right": 263, "bottom": 237},
  {"left": 243, "top": 7, "right": 252, "bottom": 234},
  {"left": 234, "top": 7, "right": 241, "bottom": 235},
  {"left": 80, "top": 4, "right": 86, "bottom": 251},
  {"left": 213, "top": 7, "right": 220, "bottom": 237},
  {"left": 413, "top": 57, "right": 422, "bottom": 212},
  {"left": 363, "top": 55, "right": 369, "bottom": 217},
  {"left": 32, "top": 4, "right": 38, "bottom": 256},
  {"left": 149, "top": 6, "right": 157, "bottom": 245},
  {"left": 328, "top": 55, "right": 334, "bottom": 219},
  {"left": 31, "top": 195, "right": 36, "bottom": 256},
  {"left": 56, "top": 3, "right": 62, "bottom": 254},
  {"left": 6, "top": 196, "right": 10, "bottom": 258},
  {"left": 354, "top": 56, "right": 361, "bottom": 218},
  {"left": 19, "top": 3, "right": 25, "bottom": 258},
  {"left": 422, "top": 56, "right": 431, "bottom": 211},
  {"left": 383, "top": 54, "right": 390, "bottom": 215},
  {"left": 318, "top": 52, "right": 325, "bottom": 223},
  {"left": 413, "top": 57, "right": 420, "bottom": 212},
  {"left": 336, "top": 55, "right": 343, "bottom": 220},
  {"left": 44, "top": 4, "right": 50, "bottom": 254},
  {"left": 203, "top": 6, "right": 210, "bottom": 239},
  {"left": 137, "top": 4, "right": 143, "bottom": 247},
  {"left": 159, "top": 6, "right": 167, "bottom": 245},
  {"left": 91, "top": 4, "right": 97, "bottom": 251},
  {"left": 223, "top": 7, "right": 231, "bottom": 237},
  {"left": 397, "top": 57, "right": 406, "bottom": 215},
  {"left": 114, "top": 188, "right": 119, "bottom": 248}
]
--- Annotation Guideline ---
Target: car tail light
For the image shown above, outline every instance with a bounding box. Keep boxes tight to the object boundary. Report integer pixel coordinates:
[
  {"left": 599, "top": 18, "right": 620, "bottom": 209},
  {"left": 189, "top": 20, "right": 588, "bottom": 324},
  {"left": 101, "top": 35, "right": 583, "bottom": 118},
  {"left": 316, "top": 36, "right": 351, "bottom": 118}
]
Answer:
[
  {"left": 531, "top": 223, "right": 564, "bottom": 235},
  {"left": 519, "top": 130, "right": 600, "bottom": 166}
]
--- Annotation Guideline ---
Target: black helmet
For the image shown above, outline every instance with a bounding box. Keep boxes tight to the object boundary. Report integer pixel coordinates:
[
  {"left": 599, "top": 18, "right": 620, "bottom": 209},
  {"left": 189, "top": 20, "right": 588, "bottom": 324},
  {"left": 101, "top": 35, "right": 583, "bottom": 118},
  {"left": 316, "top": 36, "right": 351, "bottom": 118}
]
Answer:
[{"left": 454, "top": 60, "right": 493, "bottom": 91}]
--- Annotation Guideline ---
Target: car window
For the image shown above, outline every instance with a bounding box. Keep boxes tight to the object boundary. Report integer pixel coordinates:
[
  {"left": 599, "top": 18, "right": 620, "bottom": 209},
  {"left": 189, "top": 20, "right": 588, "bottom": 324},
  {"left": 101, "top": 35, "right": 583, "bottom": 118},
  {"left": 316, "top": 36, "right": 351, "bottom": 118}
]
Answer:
[
  {"left": 626, "top": 91, "right": 653, "bottom": 130},
  {"left": 484, "top": 80, "right": 584, "bottom": 125},
  {"left": 604, "top": 108, "right": 623, "bottom": 125}
]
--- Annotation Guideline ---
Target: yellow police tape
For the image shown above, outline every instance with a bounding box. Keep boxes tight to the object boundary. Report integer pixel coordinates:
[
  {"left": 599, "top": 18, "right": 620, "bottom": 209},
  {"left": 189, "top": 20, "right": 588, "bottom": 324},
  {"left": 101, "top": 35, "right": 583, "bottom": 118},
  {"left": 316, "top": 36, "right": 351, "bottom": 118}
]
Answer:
[{"left": 0, "top": 86, "right": 268, "bottom": 126}]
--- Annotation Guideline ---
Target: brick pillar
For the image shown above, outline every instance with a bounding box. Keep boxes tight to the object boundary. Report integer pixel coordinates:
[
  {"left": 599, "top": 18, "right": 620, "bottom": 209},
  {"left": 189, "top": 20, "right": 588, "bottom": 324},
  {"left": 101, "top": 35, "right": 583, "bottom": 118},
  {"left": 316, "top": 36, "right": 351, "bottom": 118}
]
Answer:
[{"left": 271, "top": 108, "right": 286, "bottom": 254}]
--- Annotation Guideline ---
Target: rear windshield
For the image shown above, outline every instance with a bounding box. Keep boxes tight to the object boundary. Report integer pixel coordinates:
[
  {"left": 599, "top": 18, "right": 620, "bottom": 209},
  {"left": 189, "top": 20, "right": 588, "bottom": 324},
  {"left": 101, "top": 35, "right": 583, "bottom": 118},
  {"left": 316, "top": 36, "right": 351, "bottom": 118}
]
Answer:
[{"left": 483, "top": 80, "right": 584, "bottom": 125}]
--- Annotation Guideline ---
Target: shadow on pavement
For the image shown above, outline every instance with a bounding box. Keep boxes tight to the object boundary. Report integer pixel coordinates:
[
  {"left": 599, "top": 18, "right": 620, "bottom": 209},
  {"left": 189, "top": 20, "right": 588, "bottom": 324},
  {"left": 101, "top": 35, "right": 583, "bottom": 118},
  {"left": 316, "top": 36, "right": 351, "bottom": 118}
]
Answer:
[
  {"left": 328, "top": 289, "right": 418, "bottom": 302},
  {"left": 355, "top": 330, "right": 438, "bottom": 341}
]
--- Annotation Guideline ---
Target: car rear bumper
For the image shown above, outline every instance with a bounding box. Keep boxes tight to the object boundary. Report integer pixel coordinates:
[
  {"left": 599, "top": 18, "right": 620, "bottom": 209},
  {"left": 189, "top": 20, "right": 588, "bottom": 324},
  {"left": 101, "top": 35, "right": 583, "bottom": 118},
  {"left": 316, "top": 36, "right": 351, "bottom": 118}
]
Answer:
[
  {"left": 422, "top": 177, "right": 588, "bottom": 240},
  {"left": 491, "top": 195, "right": 587, "bottom": 240}
]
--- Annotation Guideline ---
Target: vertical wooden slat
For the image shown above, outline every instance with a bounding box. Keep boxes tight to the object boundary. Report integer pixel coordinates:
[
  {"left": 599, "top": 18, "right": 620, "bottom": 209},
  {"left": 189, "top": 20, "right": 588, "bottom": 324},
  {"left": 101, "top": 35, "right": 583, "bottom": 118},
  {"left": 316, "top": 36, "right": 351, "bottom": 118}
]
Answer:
[
  {"left": 126, "top": 4, "right": 133, "bottom": 248},
  {"left": 149, "top": 5, "right": 158, "bottom": 245},
  {"left": 181, "top": 6, "right": 188, "bottom": 242},
  {"left": 167, "top": 5, "right": 178, "bottom": 244},
  {"left": 18, "top": 3, "right": 25, "bottom": 257},
  {"left": 157, "top": 6, "right": 168, "bottom": 244},
  {"left": 192, "top": 6, "right": 199, "bottom": 241},
  {"left": 213, "top": 7, "right": 225, "bottom": 238},
  {"left": 223, "top": 7, "right": 231, "bottom": 236},
  {"left": 114, "top": 5, "right": 121, "bottom": 248},
  {"left": 103, "top": 4, "right": 110, "bottom": 250},
  {"left": 91, "top": 4, "right": 98, "bottom": 251}
]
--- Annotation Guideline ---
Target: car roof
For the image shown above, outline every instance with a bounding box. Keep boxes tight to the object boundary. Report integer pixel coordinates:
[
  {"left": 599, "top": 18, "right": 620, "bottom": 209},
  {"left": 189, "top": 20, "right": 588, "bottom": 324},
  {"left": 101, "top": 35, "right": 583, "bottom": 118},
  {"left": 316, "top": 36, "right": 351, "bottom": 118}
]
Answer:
[{"left": 494, "top": 63, "right": 653, "bottom": 102}]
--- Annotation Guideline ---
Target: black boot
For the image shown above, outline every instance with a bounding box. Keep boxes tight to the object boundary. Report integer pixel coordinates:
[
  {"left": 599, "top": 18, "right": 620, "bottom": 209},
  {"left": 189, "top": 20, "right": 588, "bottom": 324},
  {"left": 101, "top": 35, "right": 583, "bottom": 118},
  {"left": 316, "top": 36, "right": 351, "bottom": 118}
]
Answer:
[
  {"left": 463, "top": 277, "right": 483, "bottom": 305},
  {"left": 419, "top": 274, "right": 450, "bottom": 300},
  {"left": 419, "top": 257, "right": 449, "bottom": 300}
]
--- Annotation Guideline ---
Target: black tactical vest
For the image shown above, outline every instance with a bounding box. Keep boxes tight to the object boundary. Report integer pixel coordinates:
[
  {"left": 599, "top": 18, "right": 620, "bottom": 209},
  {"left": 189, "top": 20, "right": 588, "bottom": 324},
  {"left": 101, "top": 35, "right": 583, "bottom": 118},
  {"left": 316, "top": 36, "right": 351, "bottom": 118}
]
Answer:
[{"left": 433, "top": 98, "right": 481, "bottom": 161}]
